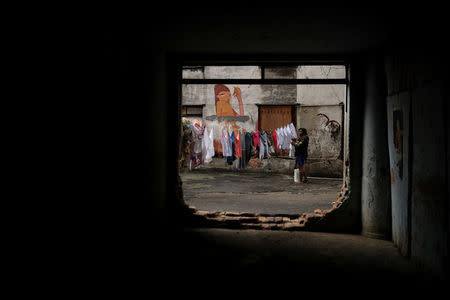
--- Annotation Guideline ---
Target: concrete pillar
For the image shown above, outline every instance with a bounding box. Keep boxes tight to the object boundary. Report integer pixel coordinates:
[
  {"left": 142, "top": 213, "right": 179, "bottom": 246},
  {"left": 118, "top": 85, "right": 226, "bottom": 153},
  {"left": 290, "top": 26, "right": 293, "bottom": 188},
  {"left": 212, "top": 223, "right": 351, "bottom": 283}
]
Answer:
[{"left": 361, "top": 54, "right": 392, "bottom": 240}]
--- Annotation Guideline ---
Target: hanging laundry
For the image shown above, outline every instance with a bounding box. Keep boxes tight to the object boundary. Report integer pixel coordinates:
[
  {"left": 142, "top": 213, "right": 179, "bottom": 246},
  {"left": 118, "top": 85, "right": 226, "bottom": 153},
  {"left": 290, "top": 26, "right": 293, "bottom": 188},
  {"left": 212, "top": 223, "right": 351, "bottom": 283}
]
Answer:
[
  {"left": 227, "top": 131, "right": 236, "bottom": 165},
  {"left": 238, "top": 131, "right": 246, "bottom": 169},
  {"left": 245, "top": 131, "right": 253, "bottom": 165},
  {"left": 272, "top": 130, "right": 278, "bottom": 153},
  {"left": 235, "top": 131, "right": 242, "bottom": 158},
  {"left": 275, "top": 128, "right": 282, "bottom": 151},
  {"left": 207, "top": 126, "right": 215, "bottom": 160},
  {"left": 203, "top": 127, "right": 215, "bottom": 163},
  {"left": 260, "top": 131, "right": 271, "bottom": 159},
  {"left": 221, "top": 128, "right": 232, "bottom": 157},
  {"left": 267, "top": 130, "right": 275, "bottom": 154},
  {"left": 284, "top": 125, "right": 292, "bottom": 150},
  {"left": 190, "top": 122, "right": 205, "bottom": 169},
  {"left": 202, "top": 127, "right": 208, "bottom": 163},
  {"left": 180, "top": 119, "right": 193, "bottom": 171},
  {"left": 252, "top": 131, "right": 260, "bottom": 147},
  {"left": 258, "top": 131, "right": 265, "bottom": 160},
  {"left": 277, "top": 127, "right": 285, "bottom": 150},
  {"left": 289, "top": 123, "right": 298, "bottom": 139},
  {"left": 281, "top": 126, "right": 287, "bottom": 150},
  {"left": 289, "top": 141, "right": 294, "bottom": 157}
]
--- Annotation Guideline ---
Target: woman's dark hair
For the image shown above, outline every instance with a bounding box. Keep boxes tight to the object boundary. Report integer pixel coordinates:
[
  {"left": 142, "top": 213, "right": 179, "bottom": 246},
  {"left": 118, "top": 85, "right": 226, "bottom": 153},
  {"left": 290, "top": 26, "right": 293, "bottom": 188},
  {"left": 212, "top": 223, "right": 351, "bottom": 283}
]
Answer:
[
  {"left": 214, "top": 84, "right": 230, "bottom": 115},
  {"left": 299, "top": 128, "right": 307, "bottom": 135}
]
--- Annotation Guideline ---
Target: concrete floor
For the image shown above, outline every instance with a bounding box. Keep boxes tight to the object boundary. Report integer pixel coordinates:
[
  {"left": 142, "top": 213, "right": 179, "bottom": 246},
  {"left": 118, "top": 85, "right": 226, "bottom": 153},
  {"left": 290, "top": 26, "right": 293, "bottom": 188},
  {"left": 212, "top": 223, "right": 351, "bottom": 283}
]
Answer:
[
  {"left": 181, "top": 169, "right": 342, "bottom": 214},
  {"left": 152, "top": 169, "right": 448, "bottom": 294},
  {"left": 153, "top": 227, "right": 444, "bottom": 296},
  {"left": 172, "top": 170, "right": 446, "bottom": 294}
]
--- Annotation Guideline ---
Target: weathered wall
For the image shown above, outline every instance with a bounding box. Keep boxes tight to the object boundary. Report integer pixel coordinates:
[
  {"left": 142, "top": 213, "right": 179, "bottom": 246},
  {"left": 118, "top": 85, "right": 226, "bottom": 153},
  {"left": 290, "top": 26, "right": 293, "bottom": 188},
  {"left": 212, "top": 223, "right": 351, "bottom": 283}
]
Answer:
[
  {"left": 299, "top": 105, "right": 343, "bottom": 177},
  {"left": 299, "top": 105, "right": 342, "bottom": 158},
  {"left": 134, "top": 7, "right": 449, "bottom": 281},
  {"left": 387, "top": 91, "right": 410, "bottom": 256},
  {"left": 182, "top": 66, "right": 345, "bottom": 177},
  {"left": 300, "top": 58, "right": 365, "bottom": 233},
  {"left": 411, "top": 81, "right": 447, "bottom": 278},
  {"left": 385, "top": 53, "right": 448, "bottom": 279},
  {"left": 297, "top": 84, "right": 345, "bottom": 106}
]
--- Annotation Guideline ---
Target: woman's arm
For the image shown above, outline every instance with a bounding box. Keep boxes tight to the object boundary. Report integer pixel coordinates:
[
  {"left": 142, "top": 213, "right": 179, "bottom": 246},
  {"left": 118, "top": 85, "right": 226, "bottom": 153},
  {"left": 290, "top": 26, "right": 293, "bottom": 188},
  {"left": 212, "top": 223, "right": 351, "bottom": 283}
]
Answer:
[{"left": 233, "top": 87, "right": 244, "bottom": 116}]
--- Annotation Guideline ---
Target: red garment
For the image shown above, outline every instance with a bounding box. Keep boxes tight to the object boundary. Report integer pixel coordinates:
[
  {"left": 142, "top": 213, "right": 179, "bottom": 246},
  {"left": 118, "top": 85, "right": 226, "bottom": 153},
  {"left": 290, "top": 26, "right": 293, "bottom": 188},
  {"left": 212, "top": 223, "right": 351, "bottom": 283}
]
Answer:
[
  {"left": 273, "top": 130, "right": 278, "bottom": 153},
  {"left": 235, "top": 132, "right": 242, "bottom": 158},
  {"left": 252, "top": 131, "right": 260, "bottom": 147}
]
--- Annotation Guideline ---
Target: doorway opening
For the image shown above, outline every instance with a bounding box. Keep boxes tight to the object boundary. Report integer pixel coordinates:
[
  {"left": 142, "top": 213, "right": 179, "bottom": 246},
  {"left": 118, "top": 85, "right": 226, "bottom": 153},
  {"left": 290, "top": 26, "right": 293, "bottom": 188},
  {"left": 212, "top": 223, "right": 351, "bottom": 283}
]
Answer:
[{"left": 178, "top": 62, "right": 350, "bottom": 230}]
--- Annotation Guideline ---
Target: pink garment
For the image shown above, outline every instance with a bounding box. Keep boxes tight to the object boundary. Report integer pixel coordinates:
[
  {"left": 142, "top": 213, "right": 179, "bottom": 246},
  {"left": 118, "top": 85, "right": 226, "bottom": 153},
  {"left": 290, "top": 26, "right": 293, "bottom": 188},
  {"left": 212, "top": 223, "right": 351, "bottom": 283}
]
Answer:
[
  {"left": 252, "top": 131, "right": 260, "bottom": 147},
  {"left": 273, "top": 130, "right": 278, "bottom": 152}
]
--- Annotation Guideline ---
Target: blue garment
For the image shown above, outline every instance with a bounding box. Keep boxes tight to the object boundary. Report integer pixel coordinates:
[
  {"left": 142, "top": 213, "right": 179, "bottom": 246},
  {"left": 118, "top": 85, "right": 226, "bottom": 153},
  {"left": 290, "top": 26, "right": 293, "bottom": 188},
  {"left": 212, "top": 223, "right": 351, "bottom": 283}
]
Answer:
[
  {"left": 231, "top": 132, "right": 236, "bottom": 161},
  {"left": 296, "top": 156, "right": 305, "bottom": 166},
  {"left": 227, "top": 131, "right": 236, "bottom": 165}
]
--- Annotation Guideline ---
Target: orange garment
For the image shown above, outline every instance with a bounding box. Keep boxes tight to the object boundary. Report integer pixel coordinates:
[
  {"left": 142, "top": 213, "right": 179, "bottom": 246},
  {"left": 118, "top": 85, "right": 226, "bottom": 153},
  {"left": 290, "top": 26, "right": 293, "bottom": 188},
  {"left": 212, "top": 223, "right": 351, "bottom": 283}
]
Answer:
[
  {"left": 216, "top": 100, "right": 238, "bottom": 117},
  {"left": 235, "top": 132, "right": 242, "bottom": 158}
]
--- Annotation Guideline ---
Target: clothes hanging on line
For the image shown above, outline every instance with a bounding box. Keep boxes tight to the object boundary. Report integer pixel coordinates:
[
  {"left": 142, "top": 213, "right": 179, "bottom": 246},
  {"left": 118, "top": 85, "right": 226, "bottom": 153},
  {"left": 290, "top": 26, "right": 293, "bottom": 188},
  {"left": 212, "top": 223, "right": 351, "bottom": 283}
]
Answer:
[
  {"left": 258, "top": 131, "right": 265, "bottom": 160},
  {"left": 221, "top": 128, "right": 232, "bottom": 157},
  {"left": 237, "top": 131, "right": 246, "bottom": 169},
  {"left": 267, "top": 130, "right": 275, "bottom": 154},
  {"left": 202, "top": 127, "right": 215, "bottom": 163},
  {"left": 241, "top": 131, "right": 253, "bottom": 168},
  {"left": 259, "top": 131, "right": 271, "bottom": 159},
  {"left": 252, "top": 131, "right": 260, "bottom": 147},
  {"left": 235, "top": 131, "right": 242, "bottom": 158},
  {"left": 190, "top": 122, "right": 205, "bottom": 169},
  {"left": 273, "top": 123, "right": 298, "bottom": 156}
]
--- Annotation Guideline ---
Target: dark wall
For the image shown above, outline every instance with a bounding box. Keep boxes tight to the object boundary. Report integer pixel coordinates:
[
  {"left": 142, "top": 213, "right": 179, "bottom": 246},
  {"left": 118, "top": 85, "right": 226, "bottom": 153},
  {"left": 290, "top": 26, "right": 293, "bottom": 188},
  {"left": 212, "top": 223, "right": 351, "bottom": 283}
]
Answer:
[{"left": 103, "top": 5, "right": 449, "bottom": 280}]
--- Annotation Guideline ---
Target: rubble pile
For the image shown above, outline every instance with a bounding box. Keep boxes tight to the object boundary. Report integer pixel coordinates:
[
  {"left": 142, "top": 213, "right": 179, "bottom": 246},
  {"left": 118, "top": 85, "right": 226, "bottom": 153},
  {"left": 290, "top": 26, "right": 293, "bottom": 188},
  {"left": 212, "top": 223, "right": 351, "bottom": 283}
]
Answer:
[{"left": 185, "top": 208, "right": 305, "bottom": 231}]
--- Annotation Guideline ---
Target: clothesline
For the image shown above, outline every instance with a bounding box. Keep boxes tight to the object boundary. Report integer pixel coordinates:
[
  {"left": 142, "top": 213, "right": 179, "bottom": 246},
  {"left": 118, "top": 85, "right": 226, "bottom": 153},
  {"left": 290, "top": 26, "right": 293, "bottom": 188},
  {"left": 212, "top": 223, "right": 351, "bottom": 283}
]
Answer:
[{"left": 182, "top": 118, "right": 299, "bottom": 170}]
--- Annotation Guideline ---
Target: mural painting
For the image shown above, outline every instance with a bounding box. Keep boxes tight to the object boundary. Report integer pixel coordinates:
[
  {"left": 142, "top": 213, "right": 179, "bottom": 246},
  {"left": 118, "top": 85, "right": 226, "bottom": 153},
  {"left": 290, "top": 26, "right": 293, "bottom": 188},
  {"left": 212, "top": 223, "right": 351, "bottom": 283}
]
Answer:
[
  {"left": 206, "top": 84, "right": 251, "bottom": 155},
  {"left": 215, "top": 84, "right": 244, "bottom": 117},
  {"left": 206, "top": 84, "right": 250, "bottom": 122}
]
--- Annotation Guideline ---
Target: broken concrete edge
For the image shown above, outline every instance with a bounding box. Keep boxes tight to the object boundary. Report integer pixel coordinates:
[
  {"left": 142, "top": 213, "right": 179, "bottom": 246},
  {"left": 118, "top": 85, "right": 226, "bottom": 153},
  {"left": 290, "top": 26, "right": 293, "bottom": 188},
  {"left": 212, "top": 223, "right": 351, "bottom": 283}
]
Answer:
[
  {"left": 302, "top": 189, "right": 356, "bottom": 232},
  {"left": 178, "top": 182, "right": 352, "bottom": 232},
  {"left": 179, "top": 206, "right": 313, "bottom": 231},
  {"left": 194, "top": 210, "right": 301, "bottom": 219}
]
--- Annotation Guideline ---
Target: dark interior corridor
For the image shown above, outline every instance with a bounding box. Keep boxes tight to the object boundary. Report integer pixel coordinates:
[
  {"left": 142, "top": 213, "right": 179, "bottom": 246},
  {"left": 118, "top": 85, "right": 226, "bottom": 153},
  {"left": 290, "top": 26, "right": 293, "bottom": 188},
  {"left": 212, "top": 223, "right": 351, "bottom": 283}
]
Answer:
[{"left": 101, "top": 5, "right": 449, "bottom": 295}]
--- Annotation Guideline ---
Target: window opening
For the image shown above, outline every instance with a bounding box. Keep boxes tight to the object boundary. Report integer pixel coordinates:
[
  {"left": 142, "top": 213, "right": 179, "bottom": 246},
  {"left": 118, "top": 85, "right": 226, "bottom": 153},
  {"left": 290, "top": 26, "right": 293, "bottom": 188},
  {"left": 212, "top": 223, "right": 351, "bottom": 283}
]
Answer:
[
  {"left": 179, "top": 63, "right": 348, "bottom": 230},
  {"left": 182, "top": 105, "right": 204, "bottom": 117}
]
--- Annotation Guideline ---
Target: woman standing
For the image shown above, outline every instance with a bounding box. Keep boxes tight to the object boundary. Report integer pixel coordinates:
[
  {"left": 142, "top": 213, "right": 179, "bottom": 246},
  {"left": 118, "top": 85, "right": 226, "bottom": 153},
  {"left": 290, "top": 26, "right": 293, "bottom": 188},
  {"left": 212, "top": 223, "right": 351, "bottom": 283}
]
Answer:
[{"left": 292, "top": 128, "right": 309, "bottom": 183}]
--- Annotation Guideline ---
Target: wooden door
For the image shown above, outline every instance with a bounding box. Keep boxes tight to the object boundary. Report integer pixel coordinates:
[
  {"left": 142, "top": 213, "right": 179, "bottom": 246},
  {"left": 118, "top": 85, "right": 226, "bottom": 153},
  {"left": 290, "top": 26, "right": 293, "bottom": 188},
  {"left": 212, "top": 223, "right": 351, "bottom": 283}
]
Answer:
[{"left": 259, "top": 105, "right": 294, "bottom": 132}]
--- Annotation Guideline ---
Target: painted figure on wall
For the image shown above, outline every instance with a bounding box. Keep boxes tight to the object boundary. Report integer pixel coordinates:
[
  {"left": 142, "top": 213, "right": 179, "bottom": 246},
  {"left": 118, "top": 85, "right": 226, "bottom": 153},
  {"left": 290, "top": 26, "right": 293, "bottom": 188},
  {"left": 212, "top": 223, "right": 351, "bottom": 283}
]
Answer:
[{"left": 214, "top": 84, "right": 244, "bottom": 117}]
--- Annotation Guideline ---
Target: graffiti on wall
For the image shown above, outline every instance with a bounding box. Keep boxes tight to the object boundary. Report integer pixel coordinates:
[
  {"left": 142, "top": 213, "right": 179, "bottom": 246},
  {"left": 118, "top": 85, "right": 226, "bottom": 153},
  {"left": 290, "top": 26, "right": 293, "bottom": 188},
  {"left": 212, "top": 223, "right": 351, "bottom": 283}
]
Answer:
[{"left": 317, "top": 113, "right": 341, "bottom": 140}]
